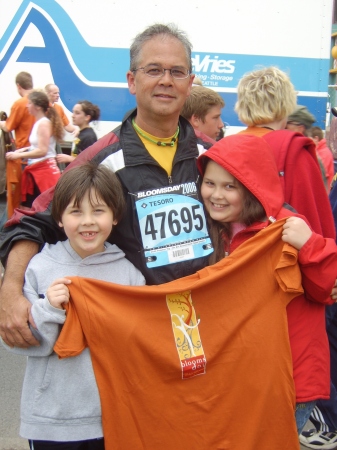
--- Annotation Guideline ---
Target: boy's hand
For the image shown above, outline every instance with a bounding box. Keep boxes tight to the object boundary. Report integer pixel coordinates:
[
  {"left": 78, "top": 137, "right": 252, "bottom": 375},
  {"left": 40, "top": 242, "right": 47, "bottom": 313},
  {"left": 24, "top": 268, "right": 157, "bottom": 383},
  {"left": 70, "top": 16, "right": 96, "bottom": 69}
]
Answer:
[
  {"left": 46, "top": 278, "right": 71, "bottom": 310},
  {"left": 282, "top": 217, "right": 312, "bottom": 250}
]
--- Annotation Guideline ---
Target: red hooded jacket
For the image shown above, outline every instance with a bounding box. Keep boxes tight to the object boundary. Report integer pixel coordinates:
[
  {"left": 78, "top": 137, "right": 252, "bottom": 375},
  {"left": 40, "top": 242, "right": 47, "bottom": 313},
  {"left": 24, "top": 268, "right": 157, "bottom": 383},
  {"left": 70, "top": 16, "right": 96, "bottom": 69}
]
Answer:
[{"left": 197, "top": 134, "right": 337, "bottom": 402}]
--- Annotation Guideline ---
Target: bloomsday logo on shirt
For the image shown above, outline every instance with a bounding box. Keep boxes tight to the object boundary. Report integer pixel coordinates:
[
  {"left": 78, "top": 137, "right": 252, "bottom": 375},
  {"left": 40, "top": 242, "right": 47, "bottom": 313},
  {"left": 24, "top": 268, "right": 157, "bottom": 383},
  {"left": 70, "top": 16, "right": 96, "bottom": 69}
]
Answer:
[{"left": 166, "top": 290, "right": 206, "bottom": 379}]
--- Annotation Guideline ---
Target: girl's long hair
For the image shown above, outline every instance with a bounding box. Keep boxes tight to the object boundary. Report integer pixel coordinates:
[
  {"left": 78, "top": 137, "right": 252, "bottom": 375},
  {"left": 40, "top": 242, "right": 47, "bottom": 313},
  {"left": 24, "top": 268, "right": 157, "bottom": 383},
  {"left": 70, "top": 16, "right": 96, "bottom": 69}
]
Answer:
[{"left": 28, "top": 90, "right": 64, "bottom": 142}]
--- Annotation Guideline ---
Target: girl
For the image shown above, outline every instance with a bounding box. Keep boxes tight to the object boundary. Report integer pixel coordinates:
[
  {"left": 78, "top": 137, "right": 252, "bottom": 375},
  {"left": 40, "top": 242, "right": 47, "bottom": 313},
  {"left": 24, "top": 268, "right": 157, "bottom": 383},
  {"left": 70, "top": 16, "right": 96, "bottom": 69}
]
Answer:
[
  {"left": 56, "top": 100, "right": 100, "bottom": 164},
  {"left": 5, "top": 90, "right": 64, "bottom": 208},
  {"left": 197, "top": 133, "right": 337, "bottom": 434}
]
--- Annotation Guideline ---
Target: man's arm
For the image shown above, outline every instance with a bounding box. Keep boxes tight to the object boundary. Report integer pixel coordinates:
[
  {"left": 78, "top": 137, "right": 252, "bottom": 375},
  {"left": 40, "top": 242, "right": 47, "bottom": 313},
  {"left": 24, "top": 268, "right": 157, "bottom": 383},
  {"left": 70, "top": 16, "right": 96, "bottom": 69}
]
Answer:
[
  {"left": 64, "top": 123, "right": 77, "bottom": 134},
  {"left": 0, "top": 240, "right": 39, "bottom": 348}
]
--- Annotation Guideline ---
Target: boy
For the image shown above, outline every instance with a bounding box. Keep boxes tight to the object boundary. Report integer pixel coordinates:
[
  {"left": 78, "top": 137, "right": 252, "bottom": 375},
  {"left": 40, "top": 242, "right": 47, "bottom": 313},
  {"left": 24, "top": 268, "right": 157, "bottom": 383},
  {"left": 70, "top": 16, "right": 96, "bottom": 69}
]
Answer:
[
  {"left": 2, "top": 162, "right": 145, "bottom": 450},
  {"left": 180, "top": 85, "right": 225, "bottom": 141}
]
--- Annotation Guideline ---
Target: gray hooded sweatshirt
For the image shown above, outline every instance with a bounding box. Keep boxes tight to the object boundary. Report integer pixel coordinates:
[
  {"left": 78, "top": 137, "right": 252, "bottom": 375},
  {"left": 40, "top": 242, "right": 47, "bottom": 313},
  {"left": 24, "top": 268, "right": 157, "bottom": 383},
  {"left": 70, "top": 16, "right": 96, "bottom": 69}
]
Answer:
[{"left": 4, "top": 240, "right": 145, "bottom": 442}]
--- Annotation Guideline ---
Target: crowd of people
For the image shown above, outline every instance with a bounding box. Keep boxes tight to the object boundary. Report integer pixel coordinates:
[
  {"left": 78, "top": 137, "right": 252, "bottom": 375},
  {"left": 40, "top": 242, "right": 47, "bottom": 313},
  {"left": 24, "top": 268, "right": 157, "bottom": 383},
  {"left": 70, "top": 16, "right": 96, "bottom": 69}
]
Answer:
[
  {"left": 0, "top": 22, "right": 337, "bottom": 450},
  {"left": 0, "top": 75, "right": 101, "bottom": 219}
]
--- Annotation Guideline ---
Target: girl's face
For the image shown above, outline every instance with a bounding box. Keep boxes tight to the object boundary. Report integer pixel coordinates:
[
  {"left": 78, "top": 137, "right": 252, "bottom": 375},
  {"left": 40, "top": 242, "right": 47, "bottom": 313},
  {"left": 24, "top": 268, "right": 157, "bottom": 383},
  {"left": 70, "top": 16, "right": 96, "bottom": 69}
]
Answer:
[
  {"left": 27, "top": 100, "right": 39, "bottom": 116},
  {"left": 72, "top": 104, "right": 91, "bottom": 129},
  {"left": 201, "top": 160, "right": 244, "bottom": 224}
]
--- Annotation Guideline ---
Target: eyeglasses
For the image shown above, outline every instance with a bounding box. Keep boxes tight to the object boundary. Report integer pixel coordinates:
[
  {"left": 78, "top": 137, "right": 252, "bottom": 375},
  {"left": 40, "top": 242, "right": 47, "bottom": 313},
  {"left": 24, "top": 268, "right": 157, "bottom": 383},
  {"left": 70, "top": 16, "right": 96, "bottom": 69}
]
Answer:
[
  {"left": 132, "top": 64, "right": 190, "bottom": 79},
  {"left": 287, "top": 121, "right": 302, "bottom": 126}
]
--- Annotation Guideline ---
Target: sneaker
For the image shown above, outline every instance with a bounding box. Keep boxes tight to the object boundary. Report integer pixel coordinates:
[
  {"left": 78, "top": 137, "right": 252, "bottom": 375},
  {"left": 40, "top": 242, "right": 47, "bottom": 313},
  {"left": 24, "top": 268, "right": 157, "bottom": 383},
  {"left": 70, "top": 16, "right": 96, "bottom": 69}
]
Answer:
[{"left": 300, "top": 428, "right": 337, "bottom": 449}]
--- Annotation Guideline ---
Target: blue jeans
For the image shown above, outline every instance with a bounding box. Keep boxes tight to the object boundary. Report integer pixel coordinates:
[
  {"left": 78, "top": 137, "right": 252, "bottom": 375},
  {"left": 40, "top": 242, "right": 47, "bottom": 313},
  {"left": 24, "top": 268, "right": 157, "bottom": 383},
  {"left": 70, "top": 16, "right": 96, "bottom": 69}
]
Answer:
[{"left": 296, "top": 401, "right": 317, "bottom": 434}]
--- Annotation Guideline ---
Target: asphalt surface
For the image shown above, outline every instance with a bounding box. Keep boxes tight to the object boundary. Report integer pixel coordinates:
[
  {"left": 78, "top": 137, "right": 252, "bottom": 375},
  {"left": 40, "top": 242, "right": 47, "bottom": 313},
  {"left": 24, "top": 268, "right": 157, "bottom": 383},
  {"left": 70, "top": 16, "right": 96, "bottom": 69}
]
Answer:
[
  {"left": 0, "top": 192, "right": 321, "bottom": 449},
  {"left": 0, "top": 192, "right": 27, "bottom": 449}
]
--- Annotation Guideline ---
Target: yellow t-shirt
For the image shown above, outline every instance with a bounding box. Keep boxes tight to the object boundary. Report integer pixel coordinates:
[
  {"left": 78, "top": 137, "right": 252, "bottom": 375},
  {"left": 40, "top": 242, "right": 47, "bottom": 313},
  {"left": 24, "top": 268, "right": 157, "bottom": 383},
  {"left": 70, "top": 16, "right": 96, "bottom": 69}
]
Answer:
[{"left": 134, "top": 124, "right": 178, "bottom": 176}]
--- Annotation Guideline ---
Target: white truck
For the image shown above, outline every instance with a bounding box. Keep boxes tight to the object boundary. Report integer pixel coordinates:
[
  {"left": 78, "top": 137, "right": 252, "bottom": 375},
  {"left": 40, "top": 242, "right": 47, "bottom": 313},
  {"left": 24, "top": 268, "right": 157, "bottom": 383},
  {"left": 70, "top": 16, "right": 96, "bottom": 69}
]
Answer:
[{"left": 0, "top": 0, "right": 336, "bottom": 138}]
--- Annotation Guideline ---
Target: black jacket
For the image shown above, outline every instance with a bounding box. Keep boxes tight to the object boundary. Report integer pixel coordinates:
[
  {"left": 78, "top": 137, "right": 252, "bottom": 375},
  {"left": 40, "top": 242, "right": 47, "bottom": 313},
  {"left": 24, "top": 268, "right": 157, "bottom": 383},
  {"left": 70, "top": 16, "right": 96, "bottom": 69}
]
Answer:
[{"left": 0, "top": 109, "right": 213, "bottom": 284}]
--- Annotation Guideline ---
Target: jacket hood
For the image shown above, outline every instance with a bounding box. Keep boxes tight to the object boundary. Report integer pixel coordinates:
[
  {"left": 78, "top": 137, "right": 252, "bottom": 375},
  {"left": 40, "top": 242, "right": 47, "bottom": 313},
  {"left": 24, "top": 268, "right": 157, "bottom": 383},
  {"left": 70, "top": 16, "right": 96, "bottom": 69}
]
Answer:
[
  {"left": 41, "top": 240, "right": 126, "bottom": 266},
  {"left": 197, "top": 134, "right": 285, "bottom": 220}
]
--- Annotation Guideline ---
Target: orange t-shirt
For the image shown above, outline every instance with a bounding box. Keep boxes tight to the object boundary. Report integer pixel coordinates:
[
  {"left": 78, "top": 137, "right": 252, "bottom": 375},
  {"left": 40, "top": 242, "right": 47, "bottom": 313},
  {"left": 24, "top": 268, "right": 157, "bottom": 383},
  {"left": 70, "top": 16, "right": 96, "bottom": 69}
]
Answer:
[
  {"left": 238, "top": 126, "right": 273, "bottom": 137},
  {"left": 6, "top": 95, "right": 35, "bottom": 148},
  {"left": 53, "top": 103, "right": 69, "bottom": 126},
  {"left": 55, "top": 220, "right": 301, "bottom": 450}
]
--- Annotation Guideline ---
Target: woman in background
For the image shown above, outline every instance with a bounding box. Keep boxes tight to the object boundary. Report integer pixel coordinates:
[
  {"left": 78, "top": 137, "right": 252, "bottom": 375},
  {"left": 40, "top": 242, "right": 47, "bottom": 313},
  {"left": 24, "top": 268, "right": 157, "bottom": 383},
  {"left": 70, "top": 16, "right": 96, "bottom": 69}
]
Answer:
[
  {"left": 56, "top": 100, "right": 100, "bottom": 165},
  {"left": 6, "top": 90, "right": 64, "bottom": 208}
]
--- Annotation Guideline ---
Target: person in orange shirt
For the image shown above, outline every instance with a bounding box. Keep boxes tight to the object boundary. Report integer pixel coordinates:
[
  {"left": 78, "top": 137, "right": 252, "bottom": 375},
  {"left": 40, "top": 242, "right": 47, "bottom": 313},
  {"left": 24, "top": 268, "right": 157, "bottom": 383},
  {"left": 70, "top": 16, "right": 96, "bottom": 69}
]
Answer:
[
  {"left": 197, "top": 133, "right": 337, "bottom": 434},
  {"left": 45, "top": 83, "right": 77, "bottom": 134},
  {"left": 0, "top": 72, "right": 35, "bottom": 217}
]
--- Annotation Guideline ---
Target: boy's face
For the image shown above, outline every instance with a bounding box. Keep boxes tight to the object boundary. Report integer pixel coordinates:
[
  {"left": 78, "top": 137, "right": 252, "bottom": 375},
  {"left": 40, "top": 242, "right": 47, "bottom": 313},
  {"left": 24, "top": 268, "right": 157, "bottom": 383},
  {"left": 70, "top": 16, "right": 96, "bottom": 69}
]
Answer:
[
  {"left": 191, "top": 105, "right": 224, "bottom": 140},
  {"left": 201, "top": 160, "right": 244, "bottom": 224},
  {"left": 59, "top": 189, "right": 117, "bottom": 259}
]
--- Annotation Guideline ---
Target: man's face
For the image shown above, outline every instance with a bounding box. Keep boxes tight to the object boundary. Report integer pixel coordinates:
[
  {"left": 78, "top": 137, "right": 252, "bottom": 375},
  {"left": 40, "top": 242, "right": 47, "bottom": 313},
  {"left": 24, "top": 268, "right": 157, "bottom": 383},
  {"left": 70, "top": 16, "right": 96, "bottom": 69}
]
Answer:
[
  {"left": 192, "top": 105, "right": 224, "bottom": 140},
  {"left": 127, "top": 36, "right": 194, "bottom": 127},
  {"left": 48, "top": 85, "right": 60, "bottom": 104}
]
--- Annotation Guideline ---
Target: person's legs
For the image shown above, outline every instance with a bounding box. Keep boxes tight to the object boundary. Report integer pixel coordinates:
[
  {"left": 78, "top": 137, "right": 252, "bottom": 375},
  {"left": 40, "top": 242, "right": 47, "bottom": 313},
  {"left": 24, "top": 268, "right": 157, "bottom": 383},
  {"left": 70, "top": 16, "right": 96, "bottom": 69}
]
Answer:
[
  {"left": 296, "top": 401, "right": 317, "bottom": 434},
  {"left": 29, "top": 438, "right": 104, "bottom": 450},
  {"left": 299, "top": 303, "right": 337, "bottom": 448}
]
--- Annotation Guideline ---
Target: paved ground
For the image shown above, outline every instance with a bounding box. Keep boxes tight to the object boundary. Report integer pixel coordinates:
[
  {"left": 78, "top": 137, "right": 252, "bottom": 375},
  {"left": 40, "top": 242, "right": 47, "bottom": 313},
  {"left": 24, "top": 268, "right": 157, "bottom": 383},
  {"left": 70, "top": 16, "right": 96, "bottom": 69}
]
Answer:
[{"left": 0, "top": 192, "right": 323, "bottom": 449}]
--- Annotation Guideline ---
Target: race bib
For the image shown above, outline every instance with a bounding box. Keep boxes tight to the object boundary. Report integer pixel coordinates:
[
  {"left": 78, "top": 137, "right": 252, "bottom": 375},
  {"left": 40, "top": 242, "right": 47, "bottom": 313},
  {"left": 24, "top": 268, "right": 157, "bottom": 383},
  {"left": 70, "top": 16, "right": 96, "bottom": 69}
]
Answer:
[{"left": 135, "top": 182, "right": 213, "bottom": 268}]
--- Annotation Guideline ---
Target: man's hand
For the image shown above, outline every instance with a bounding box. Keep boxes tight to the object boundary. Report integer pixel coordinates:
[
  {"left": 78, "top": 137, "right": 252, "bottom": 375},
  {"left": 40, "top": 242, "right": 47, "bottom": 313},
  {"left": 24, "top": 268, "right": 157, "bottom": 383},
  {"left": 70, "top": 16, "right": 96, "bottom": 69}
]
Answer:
[
  {"left": 0, "top": 240, "right": 39, "bottom": 348},
  {"left": 282, "top": 217, "right": 312, "bottom": 250},
  {"left": 0, "top": 283, "right": 39, "bottom": 348}
]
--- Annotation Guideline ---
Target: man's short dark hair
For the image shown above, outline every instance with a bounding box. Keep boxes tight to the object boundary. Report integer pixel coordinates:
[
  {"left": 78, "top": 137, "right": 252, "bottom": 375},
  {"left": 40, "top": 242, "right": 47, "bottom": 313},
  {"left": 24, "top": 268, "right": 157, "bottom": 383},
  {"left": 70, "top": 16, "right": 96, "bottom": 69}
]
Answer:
[
  {"left": 52, "top": 162, "right": 125, "bottom": 224},
  {"left": 15, "top": 72, "right": 33, "bottom": 90}
]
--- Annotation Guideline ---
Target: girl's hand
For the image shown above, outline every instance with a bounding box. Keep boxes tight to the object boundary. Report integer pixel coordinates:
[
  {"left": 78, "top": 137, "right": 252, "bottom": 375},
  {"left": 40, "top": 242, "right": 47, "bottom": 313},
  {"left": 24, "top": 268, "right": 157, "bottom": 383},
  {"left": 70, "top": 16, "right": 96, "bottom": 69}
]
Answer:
[
  {"left": 46, "top": 278, "right": 72, "bottom": 309},
  {"left": 5, "top": 151, "right": 21, "bottom": 160},
  {"left": 282, "top": 217, "right": 312, "bottom": 250},
  {"left": 14, "top": 147, "right": 30, "bottom": 153}
]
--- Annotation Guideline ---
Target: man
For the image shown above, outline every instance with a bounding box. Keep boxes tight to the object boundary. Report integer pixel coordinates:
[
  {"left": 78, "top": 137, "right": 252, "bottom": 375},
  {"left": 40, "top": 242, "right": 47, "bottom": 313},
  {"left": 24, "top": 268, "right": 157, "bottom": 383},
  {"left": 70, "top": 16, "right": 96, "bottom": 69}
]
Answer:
[
  {"left": 0, "top": 72, "right": 35, "bottom": 217},
  {"left": 0, "top": 24, "right": 213, "bottom": 348},
  {"left": 286, "top": 105, "right": 316, "bottom": 136},
  {"left": 181, "top": 85, "right": 225, "bottom": 141},
  {"left": 45, "top": 83, "right": 77, "bottom": 134}
]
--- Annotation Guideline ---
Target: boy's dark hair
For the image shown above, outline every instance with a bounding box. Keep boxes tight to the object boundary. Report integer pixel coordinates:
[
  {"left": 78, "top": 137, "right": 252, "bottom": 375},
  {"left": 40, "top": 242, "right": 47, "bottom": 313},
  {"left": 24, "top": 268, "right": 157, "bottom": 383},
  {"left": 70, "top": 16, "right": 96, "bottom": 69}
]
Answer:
[
  {"left": 52, "top": 162, "right": 125, "bottom": 224},
  {"left": 307, "top": 126, "right": 324, "bottom": 141}
]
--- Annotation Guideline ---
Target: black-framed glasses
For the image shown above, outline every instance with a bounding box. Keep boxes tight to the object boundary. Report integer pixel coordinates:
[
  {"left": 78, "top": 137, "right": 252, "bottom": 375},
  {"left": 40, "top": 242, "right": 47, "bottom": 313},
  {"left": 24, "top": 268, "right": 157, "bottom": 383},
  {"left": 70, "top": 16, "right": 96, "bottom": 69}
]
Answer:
[
  {"left": 287, "top": 121, "right": 302, "bottom": 126},
  {"left": 132, "top": 64, "right": 190, "bottom": 79}
]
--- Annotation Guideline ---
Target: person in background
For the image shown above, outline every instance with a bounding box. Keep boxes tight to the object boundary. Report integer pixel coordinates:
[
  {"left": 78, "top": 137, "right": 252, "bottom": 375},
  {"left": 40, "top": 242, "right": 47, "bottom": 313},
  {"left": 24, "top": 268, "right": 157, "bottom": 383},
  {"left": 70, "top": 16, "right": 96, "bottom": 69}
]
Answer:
[
  {"left": 235, "top": 66, "right": 335, "bottom": 240},
  {"left": 5, "top": 91, "right": 64, "bottom": 208},
  {"left": 180, "top": 86, "right": 225, "bottom": 142},
  {"left": 45, "top": 84, "right": 77, "bottom": 134},
  {"left": 2, "top": 162, "right": 145, "bottom": 450},
  {"left": 286, "top": 107, "right": 330, "bottom": 191},
  {"left": 286, "top": 105, "right": 316, "bottom": 136},
  {"left": 197, "top": 133, "right": 337, "bottom": 433},
  {"left": 307, "top": 126, "right": 334, "bottom": 193},
  {"left": 56, "top": 100, "right": 100, "bottom": 165},
  {"left": 0, "top": 72, "right": 35, "bottom": 217}
]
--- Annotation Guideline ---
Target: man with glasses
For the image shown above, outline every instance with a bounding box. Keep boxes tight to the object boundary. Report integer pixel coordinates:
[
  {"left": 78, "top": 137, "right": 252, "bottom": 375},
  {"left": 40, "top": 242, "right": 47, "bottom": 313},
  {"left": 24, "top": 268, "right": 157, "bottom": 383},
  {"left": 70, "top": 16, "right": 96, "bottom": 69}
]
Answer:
[
  {"left": 286, "top": 105, "right": 316, "bottom": 136},
  {"left": 0, "top": 24, "right": 214, "bottom": 348}
]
